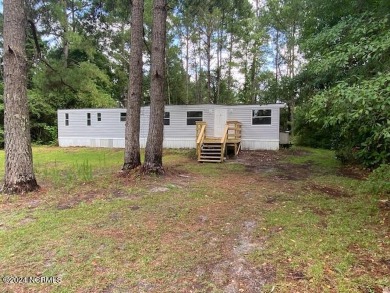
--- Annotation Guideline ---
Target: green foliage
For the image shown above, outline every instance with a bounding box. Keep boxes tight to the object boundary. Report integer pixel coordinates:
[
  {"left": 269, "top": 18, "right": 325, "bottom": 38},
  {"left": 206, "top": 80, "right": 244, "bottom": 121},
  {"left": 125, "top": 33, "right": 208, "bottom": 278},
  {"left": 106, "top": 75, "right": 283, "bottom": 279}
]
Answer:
[
  {"left": 307, "top": 73, "right": 390, "bottom": 167},
  {"left": 294, "top": 106, "right": 334, "bottom": 149},
  {"left": 361, "top": 164, "right": 390, "bottom": 195},
  {"left": 294, "top": 10, "right": 390, "bottom": 167},
  {"left": 32, "top": 58, "right": 116, "bottom": 107},
  {"left": 302, "top": 15, "right": 390, "bottom": 87}
]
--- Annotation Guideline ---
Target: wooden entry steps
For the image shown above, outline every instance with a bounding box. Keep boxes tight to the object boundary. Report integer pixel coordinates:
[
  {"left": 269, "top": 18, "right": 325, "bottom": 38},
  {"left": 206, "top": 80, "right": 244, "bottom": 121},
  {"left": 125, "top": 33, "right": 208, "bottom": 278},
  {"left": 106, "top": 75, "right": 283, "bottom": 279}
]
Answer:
[{"left": 196, "top": 121, "right": 241, "bottom": 163}]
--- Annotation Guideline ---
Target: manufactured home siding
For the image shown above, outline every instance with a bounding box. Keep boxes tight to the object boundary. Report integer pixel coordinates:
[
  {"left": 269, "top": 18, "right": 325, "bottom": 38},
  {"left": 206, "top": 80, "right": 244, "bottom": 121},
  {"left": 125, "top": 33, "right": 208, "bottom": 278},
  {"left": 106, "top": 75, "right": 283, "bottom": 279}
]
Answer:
[
  {"left": 58, "top": 109, "right": 126, "bottom": 148},
  {"left": 227, "top": 105, "right": 280, "bottom": 140},
  {"left": 164, "top": 105, "right": 215, "bottom": 138},
  {"left": 58, "top": 104, "right": 284, "bottom": 150},
  {"left": 226, "top": 104, "right": 281, "bottom": 150},
  {"left": 58, "top": 109, "right": 125, "bottom": 139}
]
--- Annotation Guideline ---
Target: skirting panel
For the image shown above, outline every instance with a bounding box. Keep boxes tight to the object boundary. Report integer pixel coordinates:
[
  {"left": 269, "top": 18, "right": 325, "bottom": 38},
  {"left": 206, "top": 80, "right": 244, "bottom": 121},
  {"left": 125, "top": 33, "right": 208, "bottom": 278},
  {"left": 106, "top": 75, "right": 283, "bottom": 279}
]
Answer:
[
  {"left": 58, "top": 137, "right": 196, "bottom": 149},
  {"left": 58, "top": 138, "right": 278, "bottom": 150},
  {"left": 241, "top": 139, "right": 280, "bottom": 150}
]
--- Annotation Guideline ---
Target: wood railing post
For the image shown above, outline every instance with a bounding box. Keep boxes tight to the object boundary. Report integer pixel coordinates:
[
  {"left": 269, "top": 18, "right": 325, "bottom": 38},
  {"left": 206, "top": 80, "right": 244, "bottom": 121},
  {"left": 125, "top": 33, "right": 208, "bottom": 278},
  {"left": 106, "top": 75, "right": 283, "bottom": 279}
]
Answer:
[
  {"left": 196, "top": 121, "right": 207, "bottom": 160},
  {"left": 220, "top": 124, "right": 229, "bottom": 162}
]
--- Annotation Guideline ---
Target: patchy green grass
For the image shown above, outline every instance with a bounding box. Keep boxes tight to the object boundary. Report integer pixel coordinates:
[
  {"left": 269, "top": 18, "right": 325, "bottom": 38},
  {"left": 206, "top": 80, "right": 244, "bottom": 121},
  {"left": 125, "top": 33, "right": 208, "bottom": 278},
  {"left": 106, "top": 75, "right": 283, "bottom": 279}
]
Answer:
[
  {"left": 0, "top": 146, "right": 388, "bottom": 292},
  {"left": 282, "top": 147, "right": 341, "bottom": 170}
]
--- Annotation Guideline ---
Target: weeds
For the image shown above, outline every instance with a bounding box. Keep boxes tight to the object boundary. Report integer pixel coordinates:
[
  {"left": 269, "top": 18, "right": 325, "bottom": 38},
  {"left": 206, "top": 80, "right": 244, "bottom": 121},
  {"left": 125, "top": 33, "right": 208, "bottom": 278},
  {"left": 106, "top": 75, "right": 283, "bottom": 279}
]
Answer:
[
  {"left": 361, "top": 164, "right": 390, "bottom": 195},
  {"left": 0, "top": 147, "right": 388, "bottom": 292}
]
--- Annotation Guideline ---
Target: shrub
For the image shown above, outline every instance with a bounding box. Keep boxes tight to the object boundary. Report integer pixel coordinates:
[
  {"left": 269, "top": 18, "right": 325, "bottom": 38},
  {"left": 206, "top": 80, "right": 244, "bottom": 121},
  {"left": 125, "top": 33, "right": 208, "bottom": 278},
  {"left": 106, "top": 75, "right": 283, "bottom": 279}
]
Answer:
[{"left": 361, "top": 164, "right": 390, "bottom": 195}]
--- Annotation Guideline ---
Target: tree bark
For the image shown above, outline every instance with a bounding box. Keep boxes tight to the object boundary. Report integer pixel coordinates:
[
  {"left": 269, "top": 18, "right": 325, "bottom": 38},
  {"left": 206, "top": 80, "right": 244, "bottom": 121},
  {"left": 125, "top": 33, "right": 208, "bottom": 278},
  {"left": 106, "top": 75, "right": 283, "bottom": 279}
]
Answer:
[
  {"left": 206, "top": 27, "right": 212, "bottom": 103},
  {"left": 142, "top": 0, "right": 167, "bottom": 175},
  {"left": 185, "top": 26, "right": 190, "bottom": 104},
  {"left": 216, "top": 27, "right": 222, "bottom": 104},
  {"left": 197, "top": 28, "right": 203, "bottom": 103},
  {"left": 61, "top": 0, "right": 69, "bottom": 67},
  {"left": 123, "top": 0, "right": 144, "bottom": 171},
  {"left": 2, "top": 0, "right": 39, "bottom": 194},
  {"left": 227, "top": 32, "right": 233, "bottom": 102}
]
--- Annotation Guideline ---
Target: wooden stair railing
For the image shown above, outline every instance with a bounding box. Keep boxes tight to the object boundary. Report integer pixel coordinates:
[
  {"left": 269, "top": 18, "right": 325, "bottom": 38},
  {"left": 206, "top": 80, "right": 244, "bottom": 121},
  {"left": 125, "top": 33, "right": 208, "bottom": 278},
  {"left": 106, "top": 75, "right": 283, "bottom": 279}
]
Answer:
[
  {"left": 196, "top": 121, "right": 207, "bottom": 161},
  {"left": 196, "top": 120, "right": 242, "bottom": 163},
  {"left": 226, "top": 121, "right": 242, "bottom": 156},
  {"left": 220, "top": 125, "right": 229, "bottom": 162}
]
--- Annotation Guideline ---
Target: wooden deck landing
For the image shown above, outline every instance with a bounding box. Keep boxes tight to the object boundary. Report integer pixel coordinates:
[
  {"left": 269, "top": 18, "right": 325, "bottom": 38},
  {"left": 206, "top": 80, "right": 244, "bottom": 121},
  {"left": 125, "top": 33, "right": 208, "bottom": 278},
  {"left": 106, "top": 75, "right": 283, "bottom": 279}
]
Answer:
[
  {"left": 203, "top": 137, "right": 241, "bottom": 142},
  {"left": 196, "top": 121, "right": 242, "bottom": 163}
]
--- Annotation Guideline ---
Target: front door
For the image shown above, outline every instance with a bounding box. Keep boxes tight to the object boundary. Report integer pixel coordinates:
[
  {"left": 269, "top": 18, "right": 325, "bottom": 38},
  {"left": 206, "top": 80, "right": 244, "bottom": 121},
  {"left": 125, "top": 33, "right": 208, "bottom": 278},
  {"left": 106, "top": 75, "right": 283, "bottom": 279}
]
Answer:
[{"left": 214, "top": 109, "right": 227, "bottom": 137}]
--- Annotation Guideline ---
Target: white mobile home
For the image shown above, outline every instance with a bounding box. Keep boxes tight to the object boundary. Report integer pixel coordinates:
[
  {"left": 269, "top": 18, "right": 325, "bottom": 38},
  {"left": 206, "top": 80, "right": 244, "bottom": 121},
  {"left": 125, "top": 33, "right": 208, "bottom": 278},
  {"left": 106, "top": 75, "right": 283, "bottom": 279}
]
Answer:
[{"left": 57, "top": 104, "right": 285, "bottom": 151}]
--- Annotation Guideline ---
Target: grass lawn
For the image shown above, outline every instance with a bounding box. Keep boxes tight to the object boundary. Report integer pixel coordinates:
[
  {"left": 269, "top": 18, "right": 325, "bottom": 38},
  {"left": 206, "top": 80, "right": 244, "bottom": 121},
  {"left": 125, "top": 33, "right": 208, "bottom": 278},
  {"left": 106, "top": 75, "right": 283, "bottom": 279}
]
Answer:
[{"left": 0, "top": 146, "right": 389, "bottom": 292}]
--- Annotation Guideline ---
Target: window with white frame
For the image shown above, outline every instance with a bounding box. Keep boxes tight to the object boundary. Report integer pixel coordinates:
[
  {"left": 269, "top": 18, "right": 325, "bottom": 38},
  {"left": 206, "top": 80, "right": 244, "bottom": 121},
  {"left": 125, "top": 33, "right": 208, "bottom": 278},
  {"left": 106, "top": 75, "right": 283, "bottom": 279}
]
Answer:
[
  {"left": 164, "top": 112, "right": 170, "bottom": 125},
  {"left": 65, "top": 113, "right": 69, "bottom": 126},
  {"left": 97, "top": 113, "right": 102, "bottom": 122},
  {"left": 87, "top": 113, "right": 91, "bottom": 126},
  {"left": 252, "top": 109, "right": 272, "bottom": 125},
  {"left": 187, "top": 111, "right": 202, "bottom": 125},
  {"left": 120, "top": 112, "right": 126, "bottom": 122}
]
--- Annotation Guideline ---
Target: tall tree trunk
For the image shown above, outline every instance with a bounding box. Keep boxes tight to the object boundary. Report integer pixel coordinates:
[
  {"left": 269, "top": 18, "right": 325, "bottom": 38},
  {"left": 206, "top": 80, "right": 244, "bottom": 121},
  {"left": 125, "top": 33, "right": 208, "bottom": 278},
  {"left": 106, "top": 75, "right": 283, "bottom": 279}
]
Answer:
[
  {"left": 216, "top": 28, "right": 222, "bottom": 104},
  {"left": 288, "top": 22, "right": 297, "bottom": 135},
  {"left": 142, "top": 0, "right": 167, "bottom": 175},
  {"left": 275, "top": 30, "right": 280, "bottom": 103},
  {"left": 206, "top": 27, "right": 212, "bottom": 103},
  {"left": 197, "top": 28, "right": 202, "bottom": 103},
  {"left": 185, "top": 26, "right": 190, "bottom": 104},
  {"left": 61, "top": 0, "right": 69, "bottom": 67},
  {"left": 2, "top": 0, "right": 39, "bottom": 194},
  {"left": 250, "top": 54, "right": 257, "bottom": 104},
  {"left": 71, "top": 0, "right": 76, "bottom": 33},
  {"left": 243, "top": 41, "right": 249, "bottom": 103},
  {"left": 227, "top": 32, "right": 233, "bottom": 102},
  {"left": 194, "top": 45, "right": 199, "bottom": 103},
  {"left": 166, "top": 56, "right": 171, "bottom": 104},
  {"left": 123, "top": 0, "right": 144, "bottom": 171}
]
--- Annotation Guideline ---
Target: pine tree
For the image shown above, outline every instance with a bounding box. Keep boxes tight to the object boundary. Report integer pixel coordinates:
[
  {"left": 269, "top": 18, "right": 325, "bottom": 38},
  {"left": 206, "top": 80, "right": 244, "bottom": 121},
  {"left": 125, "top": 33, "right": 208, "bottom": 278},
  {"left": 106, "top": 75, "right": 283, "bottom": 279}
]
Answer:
[
  {"left": 2, "top": 0, "right": 39, "bottom": 193},
  {"left": 123, "top": 0, "right": 145, "bottom": 171},
  {"left": 142, "top": 0, "right": 167, "bottom": 174}
]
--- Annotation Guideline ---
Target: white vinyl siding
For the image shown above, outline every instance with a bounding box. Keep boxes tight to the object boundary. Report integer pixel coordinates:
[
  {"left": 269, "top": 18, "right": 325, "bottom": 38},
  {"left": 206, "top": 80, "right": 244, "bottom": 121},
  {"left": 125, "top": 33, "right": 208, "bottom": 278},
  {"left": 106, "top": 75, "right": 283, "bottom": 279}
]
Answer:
[
  {"left": 252, "top": 109, "right": 272, "bottom": 125},
  {"left": 164, "top": 112, "right": 170, "bottom": 125},
  {"left": 186, "top": 111, "right": 203, "bottom": 125},
  {"left": 57, "top": 104, "right": 284, "bottom": 150},
  {"left": 226, "top": 105, "right": 281, "bottom": 142}
]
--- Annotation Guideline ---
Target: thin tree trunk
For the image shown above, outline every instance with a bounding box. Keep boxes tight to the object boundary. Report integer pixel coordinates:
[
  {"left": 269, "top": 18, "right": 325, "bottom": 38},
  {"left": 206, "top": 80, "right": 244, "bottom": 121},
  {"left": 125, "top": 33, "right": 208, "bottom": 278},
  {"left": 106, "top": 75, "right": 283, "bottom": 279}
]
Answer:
[
  {"left": 142, "top": 0, "right": 167, "bottom": 175},
  {"left": 185, "top": 26, "right": 190, "bottom": 104},
  {"left": 197, "top": 28, "right": 202, "bottom": 103},
  {"left": 2, "top": 0, "right": 39, "bottom": 194},
  {"left": 227, "top": 32, "right": 233, "bottom": 102},
  {"left": 275, "top": 30, "right": 280, "bottom": 103},
  {"left": 216, "top": 28, "right": 222, "bottom": 104},
  {"left": 250, "top": 54, "right": 257, "bottom": 104},
  {"left": 61, "top": 0, "right": 69, "bottom": 67},
  {"left": 71, "top": 0, "right": 76, "bottom": 33},
  {"left": 123, "top": 0, "right": 144, "bottom": 171},
  {"left": 166, "top": 56, "right": 171, "bottom": 104},
  {"left": 289, "top": 22, "right": 296, "bottom": 135},
  {"left": 243, "top": 42, "right": 249, "bottom": 103},
  {"left": 206, "top": 27, "right": 212, "bottom": 103},
  {"left": 194, "top": 46, "right": 199, "bottom": 103}
]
